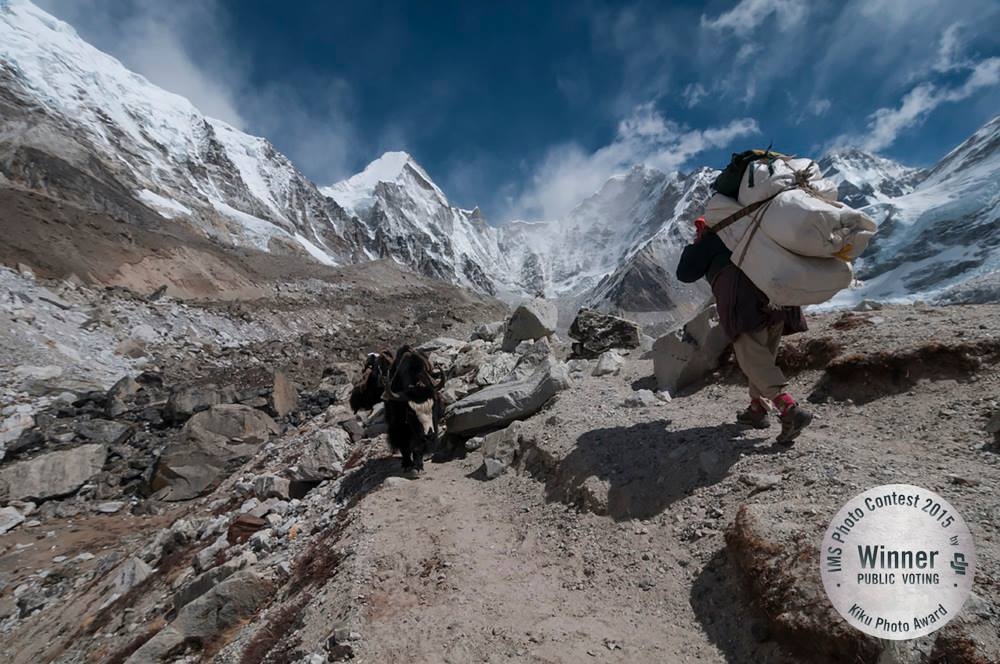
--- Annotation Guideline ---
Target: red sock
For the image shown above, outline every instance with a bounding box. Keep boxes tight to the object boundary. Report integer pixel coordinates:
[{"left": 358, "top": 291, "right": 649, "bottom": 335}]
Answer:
[
  {"left": 750, "top": 397, "right": 768, "bottom": 413},
  {"left": 772, "top": 393, "right": 796, "bottom": 415}
]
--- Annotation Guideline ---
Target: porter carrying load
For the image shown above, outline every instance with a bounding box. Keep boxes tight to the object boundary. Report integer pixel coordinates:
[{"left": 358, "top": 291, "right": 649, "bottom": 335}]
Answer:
[{"left": 703, "top": 149, "right": 876, "bottom": 306}]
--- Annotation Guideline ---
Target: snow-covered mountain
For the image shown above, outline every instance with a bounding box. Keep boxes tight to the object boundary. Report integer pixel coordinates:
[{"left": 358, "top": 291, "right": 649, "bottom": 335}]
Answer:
[
  {"left": 0, "top": 0, "right": 365, "bottom": 266},
  {"left": 1, "top": 0, "right": 997, "bottom": 318},
  {"left": 321, "top": 151, "right": 509, "bottom": 295},
  {"left": 818, "top": 149, "right": 927, "bottom": 208},
  {"left": 833, "top": 115, "right": 1000, "bottom": 305}
]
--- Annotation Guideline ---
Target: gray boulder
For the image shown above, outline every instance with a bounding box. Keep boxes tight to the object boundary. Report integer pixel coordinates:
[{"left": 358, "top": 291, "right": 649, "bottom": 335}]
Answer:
[
  {"left": 288, "top": 428, "right": 352, "bottom": 481},
  {"left": 501, "top": 299, "right": 557, "bottom": 351},
  {"left": 165, "top": 384, "right": 232, "bottom": 422},
  {"left": 0, "top": 444, "right": 107, "bottom": 502},
  {"left": 1, "top": 410, "right": 34, "bottom": 461},
  {"left": 446, "top": 356, "right": 570, "bottom": 435},
  {"left": 651, "top": 304, "right": 730, "bottom": 393},
  {"left": 127, "top": 571, "right": 273, "bottom": 663},
  {"left": 183, "top": 404, "right": 280, "bottom": 446},
  {"left": 253, "top": 475, "right": 290, "bottom": 500},
  {"left": 471, "top": 320, "right": 506, "bottom": 342},
  {"left": 474, "top": 352, "right": 518, "bottom": 386},
  {"left": 624, "top": 389, "right": 659, "bottom": 408},
  {"left": 481, "top": 421, "right": 525, "bottom": 479},
  {"left": 0, "top": 506, "right": 25, "bottom": 534},
  {"left": 568, "top": 308, "right": 641, "bottom": 358},
  {"left": 592, "top": 350, "right": 624, "bottom": 377},
  {"left": 152, "top": 406, "right": 279, "bottom": 501},
  {"left": 73, "top": 419, "right": 134, "bottom": 446}
]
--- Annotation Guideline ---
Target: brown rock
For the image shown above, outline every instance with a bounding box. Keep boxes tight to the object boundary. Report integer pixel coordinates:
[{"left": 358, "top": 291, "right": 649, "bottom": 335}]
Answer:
[
  {"left": 228, "top": 514, "right": 268, "bottom": 544},
  {"left": 270, "top": 369, "right": 298, "bottom": 417}
]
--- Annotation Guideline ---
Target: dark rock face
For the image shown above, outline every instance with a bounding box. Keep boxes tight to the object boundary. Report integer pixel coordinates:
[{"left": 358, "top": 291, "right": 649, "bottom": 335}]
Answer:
[{"left": 568, "top": 308, "right": 641, "bottom": 359}]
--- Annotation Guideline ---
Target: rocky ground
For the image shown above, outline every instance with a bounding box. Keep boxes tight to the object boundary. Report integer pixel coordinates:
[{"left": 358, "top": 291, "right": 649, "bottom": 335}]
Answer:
[{"left": 1, "top": 266, "right": 998, "bottom": 663}]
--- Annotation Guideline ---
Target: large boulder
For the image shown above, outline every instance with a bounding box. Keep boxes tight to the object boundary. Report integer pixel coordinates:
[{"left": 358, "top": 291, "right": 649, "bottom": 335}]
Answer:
[
  {"left": 287, "top": 428, "right": 352, "bottom": 481},
  {"left": 651, "top": 304, "right": 730, "bottom": 393},
  {"left": 501, "top": 299, "right": 557, "bottom": 351},
  {"left": 445, "top": 356, "right": 570, "bottom": 435},
  {"left": 474, "top": 352, "right": 518, "bottom": 386},
  {"left": 152, "top": 405, "right": 279, "bottom": 501},
  {"left": 0, "top": 444, "right": 107, "bottom": 502},
  {"left": 568, "top": 308, "right": 641, "bottom": 358},
  {"left": 73, "top": 419, "right": 134, "bottom": 446},
  {"left": 165, "top": 384, "right": 232, "bottom": 422},
  {"left": 592, "top": 349, "right": 624, "bottom": 377},
  {"left": 128, "top": 571, "right": 273, "bottom": 663},
  {"left": 480, "top": 421, "right": 525, "bottom": 479},
  {"left": 183, "top": 404, "right": 280, "bottom": 446},
  {"left": 0, "top": 410, "right": 34, "bottom": 461}
]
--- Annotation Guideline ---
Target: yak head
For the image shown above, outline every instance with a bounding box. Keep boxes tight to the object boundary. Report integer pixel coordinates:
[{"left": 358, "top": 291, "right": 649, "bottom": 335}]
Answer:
[{"left": 382, "top": 345, "right": 445, "bottom": 432}]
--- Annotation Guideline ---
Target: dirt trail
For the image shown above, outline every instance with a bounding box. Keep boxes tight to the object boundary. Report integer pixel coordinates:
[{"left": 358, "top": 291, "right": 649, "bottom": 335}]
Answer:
[
  {"left": 346, "top": 450, "right": 790, "bottom": 664},
  {"left": 343, "top": 306, "right": 1000, "bottom": 663}
]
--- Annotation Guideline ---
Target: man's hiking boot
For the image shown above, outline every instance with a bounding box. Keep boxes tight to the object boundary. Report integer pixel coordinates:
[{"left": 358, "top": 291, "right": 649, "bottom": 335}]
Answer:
[
  {"left": 776, "top": 405, "right": 813, "bottom": 445},
  {"left": 736, "top": 406, "right": 771, "bottom": 429}
]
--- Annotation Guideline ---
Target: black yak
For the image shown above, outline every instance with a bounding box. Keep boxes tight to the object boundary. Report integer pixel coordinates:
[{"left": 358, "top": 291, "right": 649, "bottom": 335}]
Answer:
[
  {"left": 349, "top": 350, "right": 394, "bottom": 413},
  {"left": 381, "top": 345, "right": 445, "bottom": 473}
]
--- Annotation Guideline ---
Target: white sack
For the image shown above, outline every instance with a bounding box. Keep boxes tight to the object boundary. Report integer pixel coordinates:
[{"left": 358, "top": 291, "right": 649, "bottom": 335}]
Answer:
[
  {"left": 705, "top": 190, "right": 876, "bottom": 260},
  {"left": 703, "top": 193, "right": 855, "bottom": 306},
  {"left": 762, "top": 189, "right": 877, "bottom": 259},
  {"left": 730, "top": 228, "right": 854, "bottom": 306},
  {"left": 739, "top": 158, "right": 838, "bottom": 205}
]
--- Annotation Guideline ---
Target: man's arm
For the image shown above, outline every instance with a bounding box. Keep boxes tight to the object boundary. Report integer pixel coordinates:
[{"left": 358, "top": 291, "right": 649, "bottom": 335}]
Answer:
[{"left": 676, "top": 239, "right": 711, "bottom": 283}]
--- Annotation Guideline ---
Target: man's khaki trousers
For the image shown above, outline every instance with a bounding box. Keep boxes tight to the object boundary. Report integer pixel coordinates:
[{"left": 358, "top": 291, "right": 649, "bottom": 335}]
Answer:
[{"left": 732, "top": 322, "right": 787, "bottom": 400}]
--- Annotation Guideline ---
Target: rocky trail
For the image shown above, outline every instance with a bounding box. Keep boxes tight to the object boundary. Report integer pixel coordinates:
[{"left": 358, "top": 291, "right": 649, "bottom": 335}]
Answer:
[{"left": 1, "top": 265, "right": 999, "bottom": 663}]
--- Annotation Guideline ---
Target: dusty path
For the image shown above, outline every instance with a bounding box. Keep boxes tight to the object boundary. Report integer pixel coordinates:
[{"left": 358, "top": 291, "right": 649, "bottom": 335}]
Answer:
[
  {"left": 342, "top": 306, "right": 1000, "bottom": 663},
  {"left": 346, "top": 450, "right": 791, "bottom": 664}
]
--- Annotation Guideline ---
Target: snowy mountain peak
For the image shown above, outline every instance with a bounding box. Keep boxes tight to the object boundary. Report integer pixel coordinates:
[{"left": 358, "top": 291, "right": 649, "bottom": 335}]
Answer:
[
  {"left": 321, "top": 150, "right": 447, "bottom": 215},
  {"left": 819, "top": 148, "right": 926, "bottom": 208},
  {"left": 923, "top": 114, "right": 1000, "bottom": 186}
]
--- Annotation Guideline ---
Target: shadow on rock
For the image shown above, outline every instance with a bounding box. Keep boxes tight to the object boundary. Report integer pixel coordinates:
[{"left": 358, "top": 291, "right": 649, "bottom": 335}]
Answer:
[
  {"left": 690, "top": 549, "right": 794, "bottom": 664},
  {"left": 537, "top": 421, "right": 775, "bottom": 521}
]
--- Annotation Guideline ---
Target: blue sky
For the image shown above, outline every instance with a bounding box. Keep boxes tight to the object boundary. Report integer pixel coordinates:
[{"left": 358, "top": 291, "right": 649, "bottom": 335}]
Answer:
[{"left": 36, "top": 0, "right": 1000, "bottom": 221}]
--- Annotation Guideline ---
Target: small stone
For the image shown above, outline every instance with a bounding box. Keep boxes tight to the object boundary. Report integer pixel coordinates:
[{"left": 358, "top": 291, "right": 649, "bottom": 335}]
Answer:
[
  {"left": 624, "top": 390, "right": 658, "bottom": 408},
  {"left": 253, "top": 475, "right": 291, "bottom": 500},
  {"left": 95, "top": 501, "right": 126, "bottom": 514},
  {"left": 0, "top": 507, "right": 26, "bottom": 534}
]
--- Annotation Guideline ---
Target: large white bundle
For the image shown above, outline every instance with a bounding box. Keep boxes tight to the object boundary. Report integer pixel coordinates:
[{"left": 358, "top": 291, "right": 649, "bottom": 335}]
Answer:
[
  {"left": 703, "top": 193, "right": 855, "bottom": 306},
  {"left": 739, "top": 158, "right": 838, "bottom": 204},
  {"left": 730, "top": 224, "right": 854, "bottom": 306},
  {"left": 763, "top": 189, "right": 876, "bottom": 259}
]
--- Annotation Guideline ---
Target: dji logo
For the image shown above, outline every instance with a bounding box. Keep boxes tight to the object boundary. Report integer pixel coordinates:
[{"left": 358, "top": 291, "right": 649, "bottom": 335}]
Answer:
[{"left": 950, "top": 553, "right": 969, "bottom": 576}]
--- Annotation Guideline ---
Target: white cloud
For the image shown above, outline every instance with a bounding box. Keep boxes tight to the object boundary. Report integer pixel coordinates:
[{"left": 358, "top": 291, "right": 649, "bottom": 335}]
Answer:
[
  {"left": 681, "top": 83, "right": 707, "bottom": 108},
  {"left": 809, "top": 98, "right": 832, "bottom": 116},
  {"left": 934, "top": 23, "right": 967, "bottom": 73},
  {"left": 845, "top": 57, "right": 1000, "bottom": 151},
  {"left": 701, "top": 0, "right": 808, "bottom": 37},
  {"left": 512, "top": 104, "right": 759, "bottom": 220}
]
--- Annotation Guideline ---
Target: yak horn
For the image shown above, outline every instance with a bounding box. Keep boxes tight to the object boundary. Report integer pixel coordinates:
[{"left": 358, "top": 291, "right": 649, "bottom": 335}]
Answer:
[{"left": 382, "top": 384, "right": 408, "bottom": 402}]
